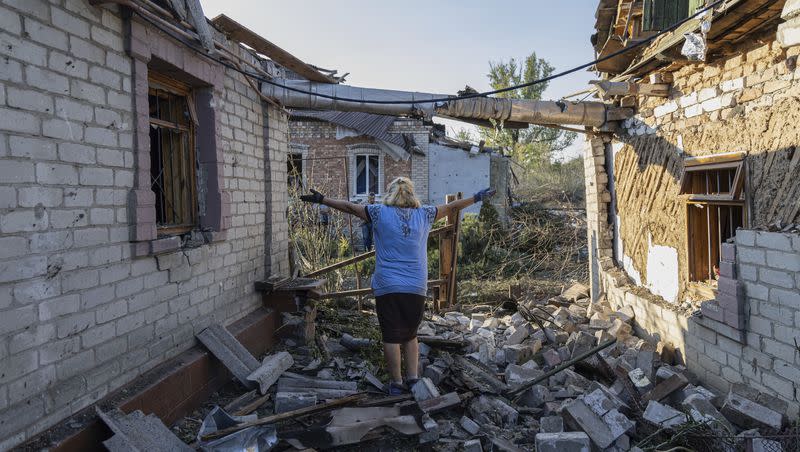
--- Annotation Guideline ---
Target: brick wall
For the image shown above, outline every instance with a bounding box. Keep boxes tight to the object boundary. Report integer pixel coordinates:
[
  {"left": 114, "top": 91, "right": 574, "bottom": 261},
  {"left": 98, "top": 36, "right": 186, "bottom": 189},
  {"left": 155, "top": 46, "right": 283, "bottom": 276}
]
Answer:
[
  {"left": 583, "top": 9, "right": 800, "bottom": 421},
  {"left": 685, "top": 230, "right": 800, "bottom": 418},
  {"left": 289, "top": 118, "right": 430, "bottom": 203},
  {"left": 0, "top": 1, "right": 288, "bottom": 447}
]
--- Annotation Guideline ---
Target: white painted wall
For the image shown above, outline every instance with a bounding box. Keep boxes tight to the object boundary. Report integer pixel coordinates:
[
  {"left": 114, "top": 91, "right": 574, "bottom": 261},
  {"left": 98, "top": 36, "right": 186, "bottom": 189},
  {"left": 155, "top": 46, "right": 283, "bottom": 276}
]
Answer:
[
  {"left": 645, "top": 235, "right": 680, "bottom": 303},
  {"left": 428, "top": 144, "right": 490, "bottom": 214}
]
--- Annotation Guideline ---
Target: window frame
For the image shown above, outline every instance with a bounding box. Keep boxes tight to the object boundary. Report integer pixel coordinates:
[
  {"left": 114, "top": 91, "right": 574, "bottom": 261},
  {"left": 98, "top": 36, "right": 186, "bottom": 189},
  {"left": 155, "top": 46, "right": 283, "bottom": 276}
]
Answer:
[
  {"left": 348, "top": 147, "right": 384, "bottom": 201},
  {"left": 147, "top": 71, "right": 198, "bottom": 235},
  {"left": 680, "top": 152, "right": 748, "bottom": 283}
]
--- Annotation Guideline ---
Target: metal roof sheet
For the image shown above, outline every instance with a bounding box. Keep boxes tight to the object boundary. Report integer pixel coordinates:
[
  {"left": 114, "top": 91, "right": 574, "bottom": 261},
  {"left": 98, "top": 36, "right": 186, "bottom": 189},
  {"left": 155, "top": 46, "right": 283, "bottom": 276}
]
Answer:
[{"left": 290, "top": 110, "right": 406, "bottom": 148}]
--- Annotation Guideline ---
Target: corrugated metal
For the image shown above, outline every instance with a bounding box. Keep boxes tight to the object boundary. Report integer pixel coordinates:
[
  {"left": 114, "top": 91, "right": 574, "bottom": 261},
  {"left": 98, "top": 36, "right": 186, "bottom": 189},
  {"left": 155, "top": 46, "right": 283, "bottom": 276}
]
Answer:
[{"left": 290, "top": 110, "right": 406, "bottom": 148}]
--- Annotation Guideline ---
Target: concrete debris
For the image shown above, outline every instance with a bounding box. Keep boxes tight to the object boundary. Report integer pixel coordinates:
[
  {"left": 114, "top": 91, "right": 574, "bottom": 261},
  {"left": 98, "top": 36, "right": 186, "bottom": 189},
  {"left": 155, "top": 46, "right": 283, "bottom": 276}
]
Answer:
[
  {"left": 463, "top": 438, "right": 483, "bottom": 452},
  {"left": 643, "top": 400, "right": 688, "bottom": 428},
  {"left": 197, "top": 324, "right": 261, "bottom": 389},
  {"left": 411, "top": 377, "right": 442, "bottom": 402},
  {"left": 185, "top": 283, "right": 796, "bottom": 452},
  {"left": 459, "top": 415, "right": 481, "bottom": 435},
  {"left": 97, "top": 408, "right": 193, "bottom": 452},
  {"left": 721, "top": 383, "right": 787, "bottom": 431},
  {"left": 275, "top": 391, "right": 317, "bottom": 413},
  {"left": 247, "top": 351, "right": 293, "bottom": 394}
]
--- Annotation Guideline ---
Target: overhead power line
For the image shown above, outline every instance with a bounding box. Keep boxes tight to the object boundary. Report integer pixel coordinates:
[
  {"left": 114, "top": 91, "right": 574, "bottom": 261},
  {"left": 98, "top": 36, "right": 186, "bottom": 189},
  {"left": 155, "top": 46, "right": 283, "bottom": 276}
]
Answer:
[{"left": 136, "top": 0, "right": 722, "bottom": 106}]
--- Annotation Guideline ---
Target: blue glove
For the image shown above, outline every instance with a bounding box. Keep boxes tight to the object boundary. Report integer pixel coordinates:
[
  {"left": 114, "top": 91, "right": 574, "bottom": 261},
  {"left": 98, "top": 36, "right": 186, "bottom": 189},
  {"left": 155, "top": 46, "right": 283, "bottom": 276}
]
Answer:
[{"left": 473, "top": 188, "right": 496, "bottom": 203}]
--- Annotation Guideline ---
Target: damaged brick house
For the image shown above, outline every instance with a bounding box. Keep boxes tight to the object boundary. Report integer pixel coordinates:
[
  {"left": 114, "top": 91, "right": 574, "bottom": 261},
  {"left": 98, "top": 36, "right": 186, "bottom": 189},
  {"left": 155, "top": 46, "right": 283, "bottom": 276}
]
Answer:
[
  {"left": 0, "top": 0, "right": 337, "bottom": 446},
  {"left": 288, "top": 111, "right": 511, "bottom": 215},
  {"left": 584, "top": 0, "right": 800, "bottom": 417}
]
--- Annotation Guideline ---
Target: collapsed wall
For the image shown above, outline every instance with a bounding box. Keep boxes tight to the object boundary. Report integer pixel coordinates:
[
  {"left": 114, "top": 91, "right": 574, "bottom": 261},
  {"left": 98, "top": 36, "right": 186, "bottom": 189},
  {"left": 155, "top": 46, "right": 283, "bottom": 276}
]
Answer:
[{"left": 584, "top": 8, "right": 800, "bottom": 419}]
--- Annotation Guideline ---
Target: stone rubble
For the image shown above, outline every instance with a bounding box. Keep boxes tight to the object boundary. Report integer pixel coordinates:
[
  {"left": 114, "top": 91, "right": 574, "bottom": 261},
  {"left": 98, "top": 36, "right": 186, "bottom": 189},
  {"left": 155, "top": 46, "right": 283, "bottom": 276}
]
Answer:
[{"left": 193, "top": 283, "right": 795, "bottom": 451}]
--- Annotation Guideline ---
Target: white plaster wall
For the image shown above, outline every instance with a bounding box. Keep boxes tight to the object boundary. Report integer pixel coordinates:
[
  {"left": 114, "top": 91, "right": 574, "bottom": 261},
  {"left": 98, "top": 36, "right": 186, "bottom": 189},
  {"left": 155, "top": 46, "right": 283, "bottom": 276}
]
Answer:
[
  {"left": 428, "top": 144, "right": 490, "bottom": 214},
  {"left": 645, "top": 235, "right": 680, "bottom": 303}
]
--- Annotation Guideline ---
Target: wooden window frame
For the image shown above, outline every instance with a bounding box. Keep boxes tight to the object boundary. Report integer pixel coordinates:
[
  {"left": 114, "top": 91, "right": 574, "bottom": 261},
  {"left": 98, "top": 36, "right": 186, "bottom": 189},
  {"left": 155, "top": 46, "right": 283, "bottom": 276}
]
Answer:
[
  {"left": 148, "top": 72, "right": 198, "bottom": 235},
  {"left": 349, "top": 150, "right": 384, "bottom": 200},
  {"left": 681, "top": 152, "right": 748, "bottom": 283}
]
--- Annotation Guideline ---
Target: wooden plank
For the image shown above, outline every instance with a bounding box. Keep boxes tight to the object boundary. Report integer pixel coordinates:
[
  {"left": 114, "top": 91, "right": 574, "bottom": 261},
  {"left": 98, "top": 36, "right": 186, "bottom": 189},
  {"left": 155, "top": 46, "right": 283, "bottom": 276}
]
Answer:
[
  {"left": 683, "top": 152, "right": 745, "bottom": 167},
  {"left": 304, "top": 250, "right": 375, "bottom": 278},
  {"left": 211, "top": 14, "right": 335, "bottom": 83}
]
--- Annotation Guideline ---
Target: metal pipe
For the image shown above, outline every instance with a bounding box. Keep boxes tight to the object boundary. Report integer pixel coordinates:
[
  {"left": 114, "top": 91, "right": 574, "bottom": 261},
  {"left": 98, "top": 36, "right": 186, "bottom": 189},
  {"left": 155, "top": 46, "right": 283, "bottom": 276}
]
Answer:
[{"left": 262, "top": 79, "right": 611, "bottom": 127}]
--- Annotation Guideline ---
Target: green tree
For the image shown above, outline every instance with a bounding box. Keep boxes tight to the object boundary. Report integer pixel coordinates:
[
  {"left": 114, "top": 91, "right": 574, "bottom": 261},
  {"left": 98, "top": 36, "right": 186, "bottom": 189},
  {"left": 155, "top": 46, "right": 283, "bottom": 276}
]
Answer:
[{"left": 480, "top": 53, "right": 576, "bottom": 165}]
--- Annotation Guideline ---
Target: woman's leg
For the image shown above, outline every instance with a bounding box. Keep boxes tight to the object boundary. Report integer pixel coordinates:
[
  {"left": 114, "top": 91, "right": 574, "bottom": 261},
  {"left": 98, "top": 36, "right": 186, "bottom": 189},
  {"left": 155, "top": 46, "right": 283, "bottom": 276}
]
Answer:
[
  {"left": 383, "top": 343, "right": 403, "bottom": 383},
  {"left": 402, "top": 337, "right": 419, "bottom": 380}
]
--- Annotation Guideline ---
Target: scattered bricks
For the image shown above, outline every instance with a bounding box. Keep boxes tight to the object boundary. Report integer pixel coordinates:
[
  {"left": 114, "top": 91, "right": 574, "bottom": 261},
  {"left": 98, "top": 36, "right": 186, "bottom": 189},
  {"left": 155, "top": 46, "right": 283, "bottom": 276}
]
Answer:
[
  {"left": 542, "top": 348, "right": 562, "bottom": 367},
  {"left": 505, "top": 364, "right": 543, "bottom": 386},
  {"left": 468, "top": 395, "right": 518, "bottom": 428},
  {"left": 643, "top": 400, "right": 688, "bottom": 428},
  {"left": 274, "top": 392, "right": 316, "bottom": 414},
  {"left": 502, "top": 344, "right": 534, "bottom": 365},
  {"left": 539, "top": 416, "right": 564, "bottom": 434},
  {"left": 721, "top": 384, "right": 787, "bottom": 430},
  {"left": 570, "top": 331, "right": 596, "bottom": 359},
  {"left": 535, "top": 432, "right": 591, "bottom": 452},
  {"left": 628, "top": 368, "right": 653, "bottom": 394},
  {"left": 636, "top": 350, "right": 658, "bottom": 381},
  {"left": 607, "top": 319, "right": 632, "bottom": 341},
  {"left": 505, "top": 323, "right": 531, "bottom": 345},
  {"left": 411, "top": 377, "right": 441, "bottom": 402},
  {"left": 643, "top": 373, "right": 689, "bottom": 403},
  {"left": 562, "top": 399, "right": 616, "bottom": 449},
  {"left": 584, "top": 389, "right": 616, "bottom": 416},
  {"left": 601, "top": 409, "right": 635, "bottom": 442},
  {"left": 463, "top": 439, "right": 483, "bottom": 452},
  {"left": 519, "top": 385, "right": 553, "bottom": 408},
  {"left": 459, "top": 416, "right": 481, "bottom": 435},
  {"left": 682, "top": 393, "right": 735, "bottom": 433},
  {"left": 423, "top": 364, "right": 446, "bottom": 385}
]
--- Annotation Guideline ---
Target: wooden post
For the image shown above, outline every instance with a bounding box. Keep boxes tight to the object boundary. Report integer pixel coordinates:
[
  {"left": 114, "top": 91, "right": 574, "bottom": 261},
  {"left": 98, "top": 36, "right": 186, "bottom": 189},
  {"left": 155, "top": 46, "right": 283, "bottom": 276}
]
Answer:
[{"left": 437, "top": 193, "right": 462, "bottom": 311}]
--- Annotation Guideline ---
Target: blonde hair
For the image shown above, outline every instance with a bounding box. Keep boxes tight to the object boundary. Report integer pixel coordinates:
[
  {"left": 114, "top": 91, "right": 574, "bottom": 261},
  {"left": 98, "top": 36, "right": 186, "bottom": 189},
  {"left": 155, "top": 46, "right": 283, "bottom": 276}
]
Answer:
[{"left": 383, "top": 177, "right": 421, "bottom": 208}]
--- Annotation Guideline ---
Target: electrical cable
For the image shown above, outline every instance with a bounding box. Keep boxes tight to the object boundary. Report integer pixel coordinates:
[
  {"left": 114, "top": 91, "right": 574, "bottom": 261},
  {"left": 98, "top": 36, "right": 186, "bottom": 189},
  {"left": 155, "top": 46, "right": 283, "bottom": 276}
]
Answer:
[{"left": 136, "top": 0, "right": 722, "bottom": 105}]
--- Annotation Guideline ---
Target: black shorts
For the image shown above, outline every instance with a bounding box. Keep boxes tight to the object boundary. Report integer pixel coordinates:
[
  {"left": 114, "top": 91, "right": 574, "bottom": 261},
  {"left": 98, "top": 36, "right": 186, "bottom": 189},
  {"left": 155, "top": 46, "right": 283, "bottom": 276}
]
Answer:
[{"left": 375, "top": 293, "right": 426, "bottom": 344}]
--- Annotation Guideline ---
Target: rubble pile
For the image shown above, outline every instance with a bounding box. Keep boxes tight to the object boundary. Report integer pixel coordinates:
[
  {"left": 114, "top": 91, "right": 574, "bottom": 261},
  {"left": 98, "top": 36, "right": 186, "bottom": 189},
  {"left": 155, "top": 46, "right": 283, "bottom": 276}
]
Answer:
[{"left": 167, "top": 283, "right": 795, "bottom": 452}]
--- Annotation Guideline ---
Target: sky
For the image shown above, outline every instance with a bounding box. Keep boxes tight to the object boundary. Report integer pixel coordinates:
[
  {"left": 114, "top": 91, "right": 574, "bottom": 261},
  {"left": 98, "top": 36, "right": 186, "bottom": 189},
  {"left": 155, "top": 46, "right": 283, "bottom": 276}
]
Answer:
[{"left": 201, "top": 0, "right": 600, "bottom": 159}]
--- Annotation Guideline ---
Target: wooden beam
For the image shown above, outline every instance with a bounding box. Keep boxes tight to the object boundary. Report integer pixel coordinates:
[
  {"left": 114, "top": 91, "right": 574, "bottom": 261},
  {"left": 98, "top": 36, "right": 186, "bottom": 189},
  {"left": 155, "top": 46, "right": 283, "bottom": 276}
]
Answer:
[
  {"left": 304, "top": 251, "right": 375, "bottom": 278},
  {"left": 591, "top": 80, "right": 671, "bottom": 98},
  {"left": 211, "top": 14, "right": 336, "bottom": 83}
]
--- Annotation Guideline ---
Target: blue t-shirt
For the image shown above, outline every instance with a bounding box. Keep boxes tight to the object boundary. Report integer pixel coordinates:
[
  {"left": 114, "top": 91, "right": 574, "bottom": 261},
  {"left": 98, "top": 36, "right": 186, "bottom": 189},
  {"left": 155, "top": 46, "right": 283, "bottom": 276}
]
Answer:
[{"left": 366, "top": 204, "right": 437, "bottom": 297}]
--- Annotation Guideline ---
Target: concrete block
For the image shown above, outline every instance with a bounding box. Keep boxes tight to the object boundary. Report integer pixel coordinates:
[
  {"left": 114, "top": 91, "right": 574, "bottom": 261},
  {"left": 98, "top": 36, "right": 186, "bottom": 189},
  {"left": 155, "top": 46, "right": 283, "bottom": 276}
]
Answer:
[
  {"left": 643, "top": 400, "right": 688, "bottom": 428},
  {"left": 701, "top": 301, "right": 725, "bottom": 322},
  {"left": 196, "top": 324, "right": 260, "bottom": 389},
  {"left": 759, "top": 268, "right": 794, "bottom": 288},
  {"left": 502, "top": 344, "right": 533, "bottom": 365},
  {"left": 756, "top": 232, "right": 792, "bottom": 250},
  {"left": 459, "top": 415, "right": 480, "bottom": 435},
  {"left": 720, "top": 243, "right": 737, "bottom": 262},
  {"left": 463, "top": 439, "right": 482, "bottom": 452},
  {"left": 766, "top": 250, "right": 800, "bottom": 272},
  {"left": 682, "top": 393, "right": 734, "bottom": 432},
  {"left": 505, "top": 363, "right": 543, "bottom": 386},
  {"left": 562, "top": 399, "right": 616, "bottom": 449},
  {"left": 274, "top": 391, "right": 316, "bottom": 414},
  {"left": 411, "top": 377, "right": 441, "bottom": 402},
  {"left": 602, "top": 409, "right": 635, "bottom": 441},
  {"left": 540, "top": 415, "right": 564, "bottom": 433},
  {"left": 535, "top": 432, "right": 591, "bottom": 452},
  {"left": 628, "top": 368, "right": 653, "bottom": 394},
  {"left": 0, "top": 108, "right": 41, "bottom": 135},
  {"left": 721, "top": 385, "right": 786, "bottom": 430}
]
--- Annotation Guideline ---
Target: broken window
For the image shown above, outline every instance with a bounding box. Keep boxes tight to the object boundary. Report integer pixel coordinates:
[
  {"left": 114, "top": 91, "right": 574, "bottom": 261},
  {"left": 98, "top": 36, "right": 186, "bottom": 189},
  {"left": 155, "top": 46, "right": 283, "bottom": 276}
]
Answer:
[
  {"left": 148, "top": 72, "right": 197, "bottom": 234},
  {"left": 642, "top": 0, "right": 704, "bottom": 32},
  {"left": 354, "top": 154, "right": 380, "bottom": 196},
  {"left": 680, "top": 153, "right": 747, "bottom": 282},
  {"left": 288, "top": 153, "right": 304, "bottom": 190}
]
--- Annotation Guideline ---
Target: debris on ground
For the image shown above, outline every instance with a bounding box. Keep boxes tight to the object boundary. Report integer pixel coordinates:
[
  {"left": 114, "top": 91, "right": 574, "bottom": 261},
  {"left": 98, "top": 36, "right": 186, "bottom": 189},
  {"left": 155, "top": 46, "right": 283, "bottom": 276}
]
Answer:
[{"left": 172, "top": 283, "right": 797, "bottom": 451}]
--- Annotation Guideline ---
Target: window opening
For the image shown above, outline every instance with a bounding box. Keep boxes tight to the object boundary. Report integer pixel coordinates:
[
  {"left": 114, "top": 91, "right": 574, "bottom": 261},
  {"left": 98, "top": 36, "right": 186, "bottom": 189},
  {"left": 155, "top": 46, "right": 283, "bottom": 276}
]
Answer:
[
  {"left": 288, "top": 153, "right": 304, "bottom": 190},
  {"left": 354, "top": 154, "right": 380, "bottom": 196},
  {"left": 681, "top": 153, "right": 747, "bottom": 283},
  {"left": 148, "top": 72, "right": 197, "bottom": 234}
]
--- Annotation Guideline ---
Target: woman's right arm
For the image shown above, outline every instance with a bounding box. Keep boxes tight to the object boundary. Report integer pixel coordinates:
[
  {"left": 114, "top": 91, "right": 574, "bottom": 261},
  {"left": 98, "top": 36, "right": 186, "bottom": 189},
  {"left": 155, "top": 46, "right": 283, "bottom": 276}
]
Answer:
[
  {"left": 300, "top": 189, "right": 368, "bottom": 221},
  {"left": 434, "top": 188, "right": 496, "bottom": 222}
]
